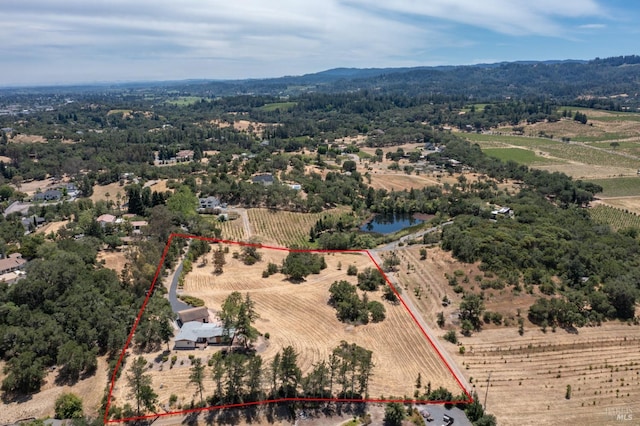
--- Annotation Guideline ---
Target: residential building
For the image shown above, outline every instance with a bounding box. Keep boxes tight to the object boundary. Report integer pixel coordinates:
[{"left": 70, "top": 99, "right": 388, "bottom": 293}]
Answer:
[
  {"left": 252, "top": 174, "right": 274, "bottom": 186},
  {"left": 199, "top": 196, "right": 221, "bottom": 210},
  {"left": 130, "top": 220, "right": 148, "bottom": 234},
  {"left": 177, "top": 306, "right": 210, "bottom": 326},
  {"left": 174, "top": 321, "right": 228, "bottom": 349},
  {"left": 33, "top": 189, "right": 61, "bottom": 201}
]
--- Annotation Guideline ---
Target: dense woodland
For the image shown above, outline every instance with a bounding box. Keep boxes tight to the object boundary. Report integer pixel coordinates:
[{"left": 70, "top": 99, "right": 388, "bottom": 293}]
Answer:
[{"left": 0, "top": 56, "right": 639, "bottom": 425}]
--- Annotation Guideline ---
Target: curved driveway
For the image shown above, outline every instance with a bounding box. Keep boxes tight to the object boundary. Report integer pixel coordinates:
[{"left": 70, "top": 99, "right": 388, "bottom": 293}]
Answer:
[{"left": 167, "top": 261, "right": 190, "bottom": 313}]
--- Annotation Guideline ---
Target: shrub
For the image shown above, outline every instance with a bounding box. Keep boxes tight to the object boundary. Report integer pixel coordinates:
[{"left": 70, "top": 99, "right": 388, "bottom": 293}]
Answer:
[
  {"left": 444, "top": 330, "right": 458, "bottom": 344},
  {"left": 55, "top": 393, "right": 83, "bottom": 419},
  {"left": 169, "top": 394, "right": 178, "bottom": 407},
  {"left": 347, "top": 264, "right": 358, "bottom": 276}
]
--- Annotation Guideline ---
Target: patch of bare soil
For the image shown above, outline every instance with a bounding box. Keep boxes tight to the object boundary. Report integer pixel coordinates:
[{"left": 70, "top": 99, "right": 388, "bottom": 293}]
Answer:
[
  {"left": 12, "top": 178, "right": 52, "bottom": 196},
  {"left": 97, "top": 249, "right": 130, "bottom": 276},
  {"left": 35, "top": 220, "right": 70, "bottom": 236},
  {"left": 596, "top": 196, "right": 640, "bottom": 215},
  {"left": 10, "top": 134, "right": 47, "bottom": 144},
  {"left": 90, "top": 182, "right": 126, "bottom": 204},
  {"left": 525, "top": 116, "right": 640, "bottom": 140},
  {"left": 535, "top": 163, "right": 637, "bottom": 179}
]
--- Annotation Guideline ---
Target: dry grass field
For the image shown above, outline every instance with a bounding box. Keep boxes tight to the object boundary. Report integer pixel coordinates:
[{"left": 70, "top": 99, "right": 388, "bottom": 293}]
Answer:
[
  {"left": 110, "top": 243, "right": 461, "bottom": 412},
  {"left": 10, "top": 134, "right": 47, "bottom": 144},
  {"left": 13, "top": 178, "right": 53, "bottom": 196},
  {"left": 97, "top": 249, "right": 130, "bottom": 276},
  {"left": 35, "top": 220, "right": 70, "bottom": 236},
  {"left": 394, "top": 245, "right": 640, "bottom": 426},
  {"left": 451, "top": 326, "right": 640, "bottom": 426},
  {"left": 0, "top": 358, "right": 109, "bottom": 424},
  {"left": 90, "top": 182, "right": 126, "bottom": 204}
]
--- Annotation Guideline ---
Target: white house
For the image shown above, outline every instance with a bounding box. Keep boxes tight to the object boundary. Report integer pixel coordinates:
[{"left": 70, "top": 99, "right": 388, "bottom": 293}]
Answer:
[
  {"left": 198, "top": 196, "right": 221, "bottom": 211},
  {"left": 174, "top": 321, "right": 229, "bottom": 349}
]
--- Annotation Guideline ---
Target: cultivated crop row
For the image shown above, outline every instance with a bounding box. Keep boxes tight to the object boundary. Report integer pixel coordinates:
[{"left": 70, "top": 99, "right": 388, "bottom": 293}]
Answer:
[
  {"left": 589, "top": 205, "right": 640, "bottom": 231},
  {"left": 247, "top": 207, "right": 349, "bottom": 247}
]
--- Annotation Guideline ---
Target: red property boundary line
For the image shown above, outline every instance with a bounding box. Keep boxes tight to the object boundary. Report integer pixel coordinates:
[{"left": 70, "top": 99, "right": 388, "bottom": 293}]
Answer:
[{"left": 104, "top": 233, "right": 473, "bottom": 424}]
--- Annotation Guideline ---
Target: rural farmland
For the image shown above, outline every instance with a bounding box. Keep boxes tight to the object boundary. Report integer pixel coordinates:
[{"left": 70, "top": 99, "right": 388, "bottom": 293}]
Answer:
[
  {"left": 393, "top": 244, "right": 640, "bottom": 426},
  {"left": 108, "top": 243, "right": 465, "bottom": 410}
]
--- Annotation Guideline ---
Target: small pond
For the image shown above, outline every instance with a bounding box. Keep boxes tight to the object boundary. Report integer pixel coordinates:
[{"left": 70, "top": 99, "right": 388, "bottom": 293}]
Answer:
[{"left": 360, "top": 213, "right": 424, "bottom": 234}]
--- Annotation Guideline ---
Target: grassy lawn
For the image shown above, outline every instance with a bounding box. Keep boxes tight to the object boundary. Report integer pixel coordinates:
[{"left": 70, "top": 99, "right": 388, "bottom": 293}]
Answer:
[
  {"left": 258, "top": 101, "right": 297, "bottom": 112},
  {"left": 165, "top": 96, "right": 204, "bottom": 106},
  {"left": 106, "top": 109, "right": 131, "bottom": 115},
  {"left": 572, "top": 133, "right": 634, "bottom": 142},
  {"left": 587, "top": 177, "right": 640, "bottom": 197},
  {"left": 464, "top": 133, "right": 560, "bottom": 147},
  {"left": 543, "top": 144, "right": 640, "bottom": 169},
  {"left": 483, "top": 148, "right": 559, "bottom": 165},
  {"left": 460, "top": 103, "right": 490, "bottom": 112}
]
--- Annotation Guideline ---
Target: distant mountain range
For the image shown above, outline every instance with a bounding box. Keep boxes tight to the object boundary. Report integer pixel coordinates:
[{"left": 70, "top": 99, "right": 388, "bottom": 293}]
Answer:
[
  {"left": 157, "top": 56, "right": 640, "bottom": 105},
  {"left": 4, "top": 56, "right": 640, "bottom": 107}
]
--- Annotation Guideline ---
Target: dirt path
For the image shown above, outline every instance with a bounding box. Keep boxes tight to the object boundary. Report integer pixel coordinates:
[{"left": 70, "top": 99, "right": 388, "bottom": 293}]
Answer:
[
  {"left": 229, "top": 207, "right": 253, "bottom": 238},
  {"left": 368, "top": 248, "right": 471, "bottom": 397}
]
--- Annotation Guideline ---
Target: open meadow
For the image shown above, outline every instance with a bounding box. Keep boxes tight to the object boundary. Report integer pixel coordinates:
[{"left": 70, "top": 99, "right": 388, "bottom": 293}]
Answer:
[
  {"left": 109, "top": 243, "right": 462, "bottom": 411},
  {"left": 392, "top": 244, "right": 640, "bottom": 426}
]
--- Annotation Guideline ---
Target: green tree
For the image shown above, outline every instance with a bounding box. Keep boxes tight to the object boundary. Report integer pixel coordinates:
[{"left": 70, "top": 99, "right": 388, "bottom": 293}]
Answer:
[
  {"left": 384, "top": 402, "right": 405, "bottom": 426},
  {"left": 367, "top": 301, "right": 386, "bottom": 322},
  {"left": 135, "top": 297, "right": 175, "bottom": 352},
  {"left": 606, "top": 280, "right": 637, "bottom": 319},
  {"left": 357, "top": 267, "right": 385, "bottom": 291},
  {"left": 166, "top": 186, "right": 198, "bottom": 220},
  {"left": 246, "top": 355, "right": 263, "bottom": 401},
  {"left": 1, "top": 352, "right": 45, "bottom": 394},
  {"left": 218, "top": 292, "right": 243, "bottom": 347},
  {"left": 127, "top": 356, "right": 157, "bottom": 415},
  {"left": 217, "top": 292, "right": 259, "bottom": 348},
  {"left": 459, "top": 293, "right": 485, "bottom": 331},
  {"left": 213, "top": 247, "right": 226, "bottom": 274},
  {"left": 236, "top": 294, "right": 260, "bottom": 349},
  {"left": 240, "top": 244, "right": 262, "bottom": 265},
  {"left": 189, "top": 358, "right": 206, "bottom": 403},
  {"left": 54, "top": 392, "right": 83, "bottom": 419},
  {"left": 279, "top": 346, "right": 301, "bottom": 397},
  {"left": 281, "top": 251, "right": 326, "bottom": 281},
  {"left": 224, "top": 353, "right": 247, "bottom": 403}
]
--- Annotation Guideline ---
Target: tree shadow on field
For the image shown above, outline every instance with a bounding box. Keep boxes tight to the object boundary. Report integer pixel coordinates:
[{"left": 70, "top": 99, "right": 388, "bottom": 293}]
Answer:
[
  {"left": 182, "top": 411, "right": 200, "bottom": 426},
  {"left": 205, "top": 407, "right": 240, "bottom": 425}
]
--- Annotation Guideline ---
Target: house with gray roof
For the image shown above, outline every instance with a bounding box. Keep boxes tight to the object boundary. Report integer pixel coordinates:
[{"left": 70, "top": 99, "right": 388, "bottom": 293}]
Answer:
[
  {"left": 33, "top": 189, "right": 61, "bottom": 201},
  {"left": 252, "top": 174, "right": 274, "bottom": 186},
  {"left": 174, "top": 321, "right": 230, "bottom": 349}
]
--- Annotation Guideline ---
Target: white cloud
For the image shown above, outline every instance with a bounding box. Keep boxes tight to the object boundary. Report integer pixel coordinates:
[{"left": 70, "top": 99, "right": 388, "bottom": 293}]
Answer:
[
  {"left": 343, "top": 0, "right": 604, "bottom": 36},
  {"left": 0, "top": 0, "right": 615, "bottom": 85},
  {"left": 578, "top": 23, "right": 606, "bottom": 29}
]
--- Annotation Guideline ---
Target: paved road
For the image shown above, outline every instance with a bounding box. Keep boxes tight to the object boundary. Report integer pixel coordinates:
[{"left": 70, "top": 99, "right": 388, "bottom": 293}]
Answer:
[
  {"left": 378, "top": 221, "right": 453, "bottom": 251},
  {"left": 167, "top": 260, "right": 190, "bottom": 313},
  {"left": 370, "top": 221, "right": 471, "bottom": 396}
]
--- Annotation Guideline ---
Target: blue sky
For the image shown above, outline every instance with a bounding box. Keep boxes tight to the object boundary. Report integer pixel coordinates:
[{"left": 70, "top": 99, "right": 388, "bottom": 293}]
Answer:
[{"left": 1, "top": 0, "right": 639, "bottom": 86}]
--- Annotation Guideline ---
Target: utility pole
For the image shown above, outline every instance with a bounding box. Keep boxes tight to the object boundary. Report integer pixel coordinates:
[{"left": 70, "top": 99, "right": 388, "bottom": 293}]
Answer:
[{"left": 484, "top": 371, "right": 492, "bottom": 410}]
